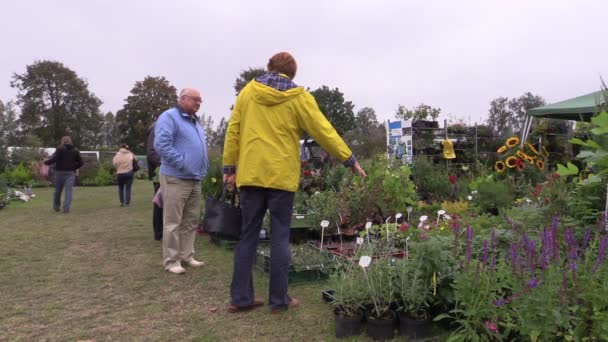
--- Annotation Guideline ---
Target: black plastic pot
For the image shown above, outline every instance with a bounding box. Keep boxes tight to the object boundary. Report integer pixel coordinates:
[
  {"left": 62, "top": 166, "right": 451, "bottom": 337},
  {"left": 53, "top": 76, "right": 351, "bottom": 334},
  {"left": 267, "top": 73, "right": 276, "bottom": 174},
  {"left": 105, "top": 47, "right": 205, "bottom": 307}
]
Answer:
[
  {"left": 366, "top": 310, "right": 396, "bottom": 341},
  {"left": 322, "top": 289, "right": 334, "bottom": 303},
  {"left": 398, "top": 312, "right": 429, "bottom": 340},
  {"left": 334, "top": 311, "right": 363, "bottom": 338}
]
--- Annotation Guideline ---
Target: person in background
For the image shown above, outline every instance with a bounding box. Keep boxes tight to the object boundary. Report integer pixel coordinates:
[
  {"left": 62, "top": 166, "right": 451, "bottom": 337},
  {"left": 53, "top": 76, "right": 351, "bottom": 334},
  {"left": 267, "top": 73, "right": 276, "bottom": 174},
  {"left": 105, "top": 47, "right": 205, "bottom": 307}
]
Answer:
[
  {"left": 44, "top": 135, "right": 83, "bottom": 213},
  {"left": 155, "top": 88, "right": 209, "bottom": 274},
  {"left": 147, "top": 121, "right": 163, "bottom": 241},
  {"left": 112, "top": 143, "right": 136, "bottom": 207},
  {"left": 223, "top": 52, "right": 366, "bottom": 314}
]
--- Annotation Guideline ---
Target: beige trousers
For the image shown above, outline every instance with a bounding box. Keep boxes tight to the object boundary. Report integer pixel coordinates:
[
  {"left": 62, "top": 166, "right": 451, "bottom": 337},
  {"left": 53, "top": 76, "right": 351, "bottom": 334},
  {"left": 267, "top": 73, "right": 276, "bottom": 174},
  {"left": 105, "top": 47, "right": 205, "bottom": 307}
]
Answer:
[{"left": 160, "top": 174, "right": 201, "bottom": 269}]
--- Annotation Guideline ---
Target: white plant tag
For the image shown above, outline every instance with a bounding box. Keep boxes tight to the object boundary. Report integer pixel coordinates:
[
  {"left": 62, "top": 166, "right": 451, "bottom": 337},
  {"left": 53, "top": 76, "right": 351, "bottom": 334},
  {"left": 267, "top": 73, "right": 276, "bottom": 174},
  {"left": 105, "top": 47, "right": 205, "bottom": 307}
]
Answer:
[
  {"left": 356, "top": 237, "right": 364, "bottom": 245},
  {"left": 359, "top": 255, "right": 371, "bottom": 268}
]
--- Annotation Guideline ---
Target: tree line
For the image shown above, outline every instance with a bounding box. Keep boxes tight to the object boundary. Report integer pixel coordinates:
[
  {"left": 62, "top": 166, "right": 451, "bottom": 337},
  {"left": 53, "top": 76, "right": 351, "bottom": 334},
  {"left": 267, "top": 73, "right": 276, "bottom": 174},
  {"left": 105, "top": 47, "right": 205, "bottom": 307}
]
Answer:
[{"left": 0, "top": 60, "right": 546, "bottom": 170}]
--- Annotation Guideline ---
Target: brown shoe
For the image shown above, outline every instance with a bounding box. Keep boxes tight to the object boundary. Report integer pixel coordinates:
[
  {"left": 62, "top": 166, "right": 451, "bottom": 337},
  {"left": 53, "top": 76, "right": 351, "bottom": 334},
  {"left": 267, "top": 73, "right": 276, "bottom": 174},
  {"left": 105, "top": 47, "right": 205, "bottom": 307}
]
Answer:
[
  {"left": 227, "top": 298, "right": 265, "bottom": 313},
  {"left": 270, "top": 298, "right": 301, "bottom": 314}
]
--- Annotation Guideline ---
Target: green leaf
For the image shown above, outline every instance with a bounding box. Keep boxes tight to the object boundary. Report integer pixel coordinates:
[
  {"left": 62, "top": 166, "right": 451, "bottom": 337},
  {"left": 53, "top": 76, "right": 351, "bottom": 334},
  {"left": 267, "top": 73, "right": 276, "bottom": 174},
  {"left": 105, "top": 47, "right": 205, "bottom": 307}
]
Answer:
[
  {"left": 577, "top": 151, "right": 596, "bottom": 159},
  {"left": 581, "top": 174, "right": 602, "bottom": 185},
  {"left": 556, "top": 162, "right": 579, "bottom": 176}
]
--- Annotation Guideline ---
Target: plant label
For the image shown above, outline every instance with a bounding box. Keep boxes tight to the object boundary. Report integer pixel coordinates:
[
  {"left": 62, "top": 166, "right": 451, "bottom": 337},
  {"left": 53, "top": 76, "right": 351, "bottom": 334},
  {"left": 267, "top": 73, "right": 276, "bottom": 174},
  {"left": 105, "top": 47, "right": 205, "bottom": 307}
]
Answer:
[{"left": 359, "top": 255, "right": 371, "bottom": 268}]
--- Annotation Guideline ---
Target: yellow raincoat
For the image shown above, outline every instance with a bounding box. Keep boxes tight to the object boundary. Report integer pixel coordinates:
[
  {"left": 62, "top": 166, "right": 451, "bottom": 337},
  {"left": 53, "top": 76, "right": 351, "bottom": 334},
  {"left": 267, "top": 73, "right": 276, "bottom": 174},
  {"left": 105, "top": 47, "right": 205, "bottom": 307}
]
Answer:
[{"left": 223, "top": 79, "right": 353, "bottom": 192}]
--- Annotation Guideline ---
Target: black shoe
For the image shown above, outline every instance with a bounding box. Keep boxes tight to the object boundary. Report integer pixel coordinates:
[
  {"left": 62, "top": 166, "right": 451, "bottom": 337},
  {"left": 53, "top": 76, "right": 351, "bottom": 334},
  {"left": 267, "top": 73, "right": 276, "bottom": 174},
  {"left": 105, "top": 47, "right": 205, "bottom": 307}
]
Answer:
[{"left": 54, "top": 207, "right": 60, "bottom": 212}]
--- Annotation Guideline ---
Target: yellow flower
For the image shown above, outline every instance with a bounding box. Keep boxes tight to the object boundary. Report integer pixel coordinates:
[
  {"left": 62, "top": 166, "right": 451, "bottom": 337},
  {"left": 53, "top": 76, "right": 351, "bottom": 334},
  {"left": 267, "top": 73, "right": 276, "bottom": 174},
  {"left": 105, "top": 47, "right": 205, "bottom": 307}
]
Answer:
[
  {"left": 526, "top": 156, "right": 536, "bottom": 164},
  {"left": 516, "top": 150, "right": 529, "bottom": 160},
  {"left": 211, "top": 177, "right": 217, "bottom": 183},
  {"left": 537, "top": 160, "right": 545, "bottom": 170},
  {"left": 495, "top": 161, "right": 506, "bottom": 172},
  {"left": 497, "top": 146, "right": 507, "bottom": 153},
  {"left": 506, "top": 156, "right": 518, "bottom": 168},
  {"left": 526, "top": 143, "right": 540, "bottom": 155},
  {"left": 506, "top": 137, "right": 520, "bottom": 147}
]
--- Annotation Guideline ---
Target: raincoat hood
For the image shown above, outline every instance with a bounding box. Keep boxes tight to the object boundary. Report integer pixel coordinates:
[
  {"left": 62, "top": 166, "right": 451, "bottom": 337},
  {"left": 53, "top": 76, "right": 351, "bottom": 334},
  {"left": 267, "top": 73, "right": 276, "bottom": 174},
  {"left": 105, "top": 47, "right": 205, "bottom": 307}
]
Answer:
[{"left": 250, "top": 80, "right": 304, "bottom": 106}]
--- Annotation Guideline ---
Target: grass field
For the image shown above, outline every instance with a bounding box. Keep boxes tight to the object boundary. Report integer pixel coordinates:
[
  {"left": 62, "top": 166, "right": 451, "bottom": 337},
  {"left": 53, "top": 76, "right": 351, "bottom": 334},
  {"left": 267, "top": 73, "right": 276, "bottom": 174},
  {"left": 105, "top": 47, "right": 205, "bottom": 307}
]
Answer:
[{"left": 0, "top": 181, "right": 374, "bottom": 341}]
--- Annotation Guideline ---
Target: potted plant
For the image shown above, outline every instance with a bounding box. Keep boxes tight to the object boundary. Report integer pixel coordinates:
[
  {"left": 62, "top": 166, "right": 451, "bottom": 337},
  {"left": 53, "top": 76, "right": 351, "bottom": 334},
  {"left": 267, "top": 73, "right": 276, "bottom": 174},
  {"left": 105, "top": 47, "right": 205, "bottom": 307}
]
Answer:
[
  {"left": 327, "top": 261, "right": 368, "bottom": 338},
  {"left": 394, "top": 254, "right": 433, "bottom": 340},
  {"left": 360, "top": 251, "right": 396, "bottom": 341}
]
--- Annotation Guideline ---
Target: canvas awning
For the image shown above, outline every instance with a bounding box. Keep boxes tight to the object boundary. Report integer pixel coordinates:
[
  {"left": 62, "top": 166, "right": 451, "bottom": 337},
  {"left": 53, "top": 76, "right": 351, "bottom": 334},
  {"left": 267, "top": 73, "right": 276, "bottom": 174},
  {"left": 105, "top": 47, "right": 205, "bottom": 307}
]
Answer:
[
  {"left": 527, "top": 90, "right": 605, "bottom": 121},
  {"left": 521, "top": 90, "right": 606, "bottom": 145}
]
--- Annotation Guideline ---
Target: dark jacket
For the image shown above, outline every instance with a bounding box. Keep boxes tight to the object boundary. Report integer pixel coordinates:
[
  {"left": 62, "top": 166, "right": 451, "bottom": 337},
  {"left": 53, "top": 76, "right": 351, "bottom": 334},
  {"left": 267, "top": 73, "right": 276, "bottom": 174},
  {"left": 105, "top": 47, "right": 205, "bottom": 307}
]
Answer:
[
  {"left": 146, "top": 123, "right": 161, "bottom": 180},
  {"left": 44, "top": 144, "right": 84, "bottom": 171}
]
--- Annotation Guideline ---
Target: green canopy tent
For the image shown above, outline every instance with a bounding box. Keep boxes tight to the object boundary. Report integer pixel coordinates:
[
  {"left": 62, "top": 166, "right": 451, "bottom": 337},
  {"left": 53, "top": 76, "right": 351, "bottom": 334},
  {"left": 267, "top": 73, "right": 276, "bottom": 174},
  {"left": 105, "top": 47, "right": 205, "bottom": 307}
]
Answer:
[{"left": 520, "top": 90, "right": 606, "bottom": 145}]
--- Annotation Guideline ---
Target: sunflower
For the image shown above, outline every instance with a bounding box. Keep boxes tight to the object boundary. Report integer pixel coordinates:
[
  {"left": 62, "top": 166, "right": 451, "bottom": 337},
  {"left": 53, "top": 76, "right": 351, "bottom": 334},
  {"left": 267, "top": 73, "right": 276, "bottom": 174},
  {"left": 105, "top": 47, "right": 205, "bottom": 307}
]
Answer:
[
  {"left": 497, "top": 145, "right": 507, "bottom": 153},
  {"left": 506, "top": 156, "right": 518, "bottom": 168},
  {"left": 495, "top": 161, "right": 506, "bottom": 172},
  {"left": 537, "top": 160, "right": 545, "bottom": 170},
  {"left": 506, "top": 137, "right": 520, "bottom": 147},
  {"left": 516, "top": 150, "right": 529, "bottom": 160},
  {"left": 526, "top": 143, "right": 540, "bottom": 155},
  {"left": 526, "top": 156, "right": 536, "bottom": 164}
]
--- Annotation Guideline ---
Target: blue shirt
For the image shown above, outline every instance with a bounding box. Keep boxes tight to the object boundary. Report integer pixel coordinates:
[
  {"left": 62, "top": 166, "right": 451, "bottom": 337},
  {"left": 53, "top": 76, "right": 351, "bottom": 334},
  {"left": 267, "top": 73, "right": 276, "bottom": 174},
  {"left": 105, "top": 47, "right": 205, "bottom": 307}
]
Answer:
[{"left": 154, "top": 106, "right": 208, "bottom": 180}]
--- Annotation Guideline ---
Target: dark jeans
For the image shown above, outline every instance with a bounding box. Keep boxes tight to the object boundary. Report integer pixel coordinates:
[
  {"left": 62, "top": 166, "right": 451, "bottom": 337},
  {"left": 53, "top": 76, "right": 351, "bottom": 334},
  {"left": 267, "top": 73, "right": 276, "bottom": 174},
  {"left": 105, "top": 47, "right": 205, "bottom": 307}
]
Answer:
[
  {"left": 153, "top": 182, "right": 163, "bottom": 240},
  {"left": 230, "top": 187, "right": 294, "bottom": 310},
  {"left": 53, "top": 171, "right": 75, "bottom": 210},
  {"left": 117, "top": 172, "right": 134, "bottom": 205}
]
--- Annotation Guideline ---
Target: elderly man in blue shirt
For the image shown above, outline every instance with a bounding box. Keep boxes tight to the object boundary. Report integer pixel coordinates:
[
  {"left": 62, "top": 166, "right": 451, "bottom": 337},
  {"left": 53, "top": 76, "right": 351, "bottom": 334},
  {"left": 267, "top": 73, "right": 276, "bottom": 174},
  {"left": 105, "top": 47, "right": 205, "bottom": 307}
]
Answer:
[{"left": 155, "top": 88, "right": 209, "bottom": 274}]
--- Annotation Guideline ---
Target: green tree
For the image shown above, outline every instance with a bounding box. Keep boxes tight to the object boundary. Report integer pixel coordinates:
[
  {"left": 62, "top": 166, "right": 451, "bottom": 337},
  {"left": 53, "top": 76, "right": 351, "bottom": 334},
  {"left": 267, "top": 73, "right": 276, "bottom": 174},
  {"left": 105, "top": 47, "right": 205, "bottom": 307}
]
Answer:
[
  {"left": 100, "top": 112, "right": 119, "bottom": 148},
  {"left": 10, "top": 60, "right": 103, "bottom": 148},
  {"left": 233, "top": 67, "right": 266, "bottom": 95},
  {"left": 508, "top": 92, "right": 545, "bottom": 133},
  {"left": 487, "top": 97, "right": 510, "bottom": 136},
  {"left": 394, "top": 103, "right": 441, "bottom": 121},
  {"left": 344, "top": 107, "right": 386, "bottom": 159},
  {"left": 486, "top": 92, "right": 545, "bottom": 136},
  {"left": 115, "top": 76, "right": 177, "bottom": 153},
  {"left": 310, "top": 86, "right": 355, "bottom": 134},
  {"left": 0, "top": 100, "right": 19, "bottom": 169}
]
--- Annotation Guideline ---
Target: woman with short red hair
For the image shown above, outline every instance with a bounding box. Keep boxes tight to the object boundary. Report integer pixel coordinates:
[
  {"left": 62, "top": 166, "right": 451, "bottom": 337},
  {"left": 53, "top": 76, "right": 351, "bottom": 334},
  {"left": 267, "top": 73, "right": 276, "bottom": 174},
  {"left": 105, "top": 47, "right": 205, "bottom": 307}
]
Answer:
[{"left": 223, "top": 52, "right": 366, "bottom": 314}]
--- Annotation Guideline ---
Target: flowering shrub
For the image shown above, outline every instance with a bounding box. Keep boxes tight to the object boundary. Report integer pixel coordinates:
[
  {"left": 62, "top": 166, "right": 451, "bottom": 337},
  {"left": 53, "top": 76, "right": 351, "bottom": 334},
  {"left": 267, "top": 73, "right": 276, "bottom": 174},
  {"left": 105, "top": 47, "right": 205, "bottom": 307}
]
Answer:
[{"left": 439, "top": 216, "right": 608, "bottom": 341}]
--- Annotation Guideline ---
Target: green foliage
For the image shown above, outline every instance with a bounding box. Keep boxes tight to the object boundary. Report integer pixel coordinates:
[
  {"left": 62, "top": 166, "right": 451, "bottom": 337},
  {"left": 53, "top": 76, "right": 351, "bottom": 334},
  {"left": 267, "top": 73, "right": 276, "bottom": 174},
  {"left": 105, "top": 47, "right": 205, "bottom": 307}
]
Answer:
[
  {"left": 310, "top": 86, "right": 355, "bottom": 134},
  {"left": 80, "top": 165, "right": 113, "bottom": 186},
  {"left": 393, "top": 253, "right": 434, "bottom": 319},
  {"left": 411, "top": 158, "right": 450, "bottom": 202},
  {"left": 328, "top": 261, "right": 368, "bottom": 318},
  {"left": 201, "top": 156, "right": 223, "bottom": 199},
  {"left": 307, "top": 191, "right": 341, "bottom": 234},
  {"left": 379, "top": 164, "right": 416, "bottom": 215},
  {"left": 7, "top": 163, "right": 34, "bottom": 186},
  {"left": 0, "top": 100, "right": 18, "bottom": 170},
  {"left": 394, "top": 103, "right": 441, "bottom": 121},
  {"left": 233, "top": 67, "right": 266, "bottom": 95},
  {"left": 11, "top": 60, "right": 103, "bottom": 148},
  {"left": 115, "top": 76, "right": 178, "bottom": 153},
  {"left": 475, "top": 178, "right": 513, "bottom": 213}
]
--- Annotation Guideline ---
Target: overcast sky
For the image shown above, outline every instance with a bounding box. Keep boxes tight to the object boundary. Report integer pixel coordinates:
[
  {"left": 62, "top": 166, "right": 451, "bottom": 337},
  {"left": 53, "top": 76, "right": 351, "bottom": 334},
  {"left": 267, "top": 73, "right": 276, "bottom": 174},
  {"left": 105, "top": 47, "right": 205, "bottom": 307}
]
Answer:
[{"left": 1, "top": 0, "right": 607, "bottom": 127}]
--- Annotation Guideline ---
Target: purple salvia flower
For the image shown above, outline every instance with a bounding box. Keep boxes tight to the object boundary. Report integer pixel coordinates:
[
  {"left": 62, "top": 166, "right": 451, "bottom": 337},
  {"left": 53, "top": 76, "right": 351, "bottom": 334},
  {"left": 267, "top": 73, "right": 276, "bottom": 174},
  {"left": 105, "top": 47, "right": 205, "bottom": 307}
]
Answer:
[
  {"left": 527, "top": 278, "right": 541, "bottom": 289},
  {"left": 465, "top": 226, "right": 474, "bottom": 264},
  {"left": 592, "top": 236, "right": 608, "bottom": 274},
  {"left": 551, "top": 223, "right": 559, "bottom": 262},
  {"left": 582, "top": 228, "right": 592, "bottom": 254},
  {"left": 481, "top": 240, "right": 489, "bottom": 267},
  {"left": 526, "top": 238, "right": 538, "bottom": 277},
  {"left": 504, "top": 214, "right": 513, "bottom": 226},
  {"left": 565, "top": 228, "right": 578, "bottom": 272},
  {"left": 510, "top": 243, "right": 518, "bottom": 276}
]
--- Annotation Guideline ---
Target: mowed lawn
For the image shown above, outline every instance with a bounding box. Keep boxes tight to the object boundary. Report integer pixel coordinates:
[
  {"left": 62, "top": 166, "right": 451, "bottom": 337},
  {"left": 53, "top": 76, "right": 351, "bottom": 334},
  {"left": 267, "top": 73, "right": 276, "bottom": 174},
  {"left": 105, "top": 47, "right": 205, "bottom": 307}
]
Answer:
[{"left": 0, "top": 181, "right": 371, "bottom": 342}]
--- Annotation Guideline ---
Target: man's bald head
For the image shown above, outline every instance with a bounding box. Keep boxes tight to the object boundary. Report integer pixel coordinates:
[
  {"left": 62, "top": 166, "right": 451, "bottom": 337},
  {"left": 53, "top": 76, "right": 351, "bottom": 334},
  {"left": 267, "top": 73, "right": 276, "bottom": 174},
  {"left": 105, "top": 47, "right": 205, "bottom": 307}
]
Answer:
[{"left": 178, "top": 88, "right": 202, "bottom": 115}]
